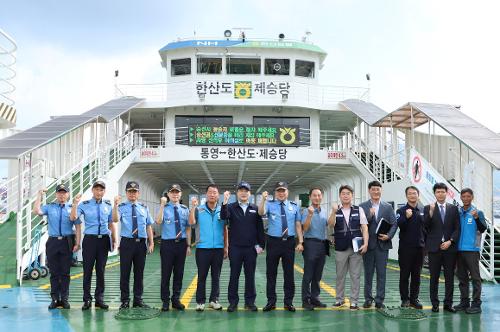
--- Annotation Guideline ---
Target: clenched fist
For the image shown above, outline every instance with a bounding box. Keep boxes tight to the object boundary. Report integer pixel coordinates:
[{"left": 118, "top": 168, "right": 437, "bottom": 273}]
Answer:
[
  {"left": 307, "top": 205, "right": 315, "bottom": 216},
  {"left": 114, "top": 195, "right": 121, "bottom": 206},
  {"left": 223, "top": 191, "right": 231, "bottom": 204},
  {"left": 405, "top": 208, "right": 413, "bottom": 219},
  {"left": 261, "top": 191, "right": 269, "bottom": 200},
  {"left": 191, "top": 196, "right": 198, "bottom": 208},
  {"left": 73, "top": 193, "right": 82, "bottom": 205},
  {"left": 160, "top": 197, "right": 167, "bottom": 205}
]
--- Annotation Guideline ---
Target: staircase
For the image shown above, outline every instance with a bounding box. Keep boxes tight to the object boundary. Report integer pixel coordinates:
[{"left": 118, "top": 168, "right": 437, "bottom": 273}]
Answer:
[
  {"left": 481, "top": 225, "right": 500, "bottom": 283},
  {"left": 353, "top": 151, "right": 402, "bottom": 183}
]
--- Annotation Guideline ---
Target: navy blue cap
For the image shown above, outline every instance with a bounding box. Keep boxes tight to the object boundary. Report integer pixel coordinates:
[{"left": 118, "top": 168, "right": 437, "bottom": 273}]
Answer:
[
  {"left": 274, "top": 181, "right": 288, "bottom": 190},
  {"left": 168, "top": 184, "right": 182, "bottom": 192},
  {"left": 56, "top": 183, "right": 68, "bottom": 192},
  {"left": 237, "top": 181, "right": 251, "bottom": 191},
  {"left": 126, "top": 181, "right": 140, "bottom": 191},
  {"left": 92, "top": 180, "right": 106, "bottom": 189}
]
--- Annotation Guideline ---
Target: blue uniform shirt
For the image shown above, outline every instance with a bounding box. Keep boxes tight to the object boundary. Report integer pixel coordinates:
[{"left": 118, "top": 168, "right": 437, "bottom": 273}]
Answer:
[
  {"left": 77, "top": 198, "right": 113, "bottom": 235},
  {"left": 265, "top": 200, "right": 301, "bottom": 237},
  {"left": 301, "top": 207, "right": 328, "bottom": 240},
  {"left": 41, "top": 202, "right": 80, "bottom": 237},
  {"left": 161, "top": 203, "right": 189, "bottom": 240},
  {"left": 118, "top": 201, "right": 153, "bottom": 238}
]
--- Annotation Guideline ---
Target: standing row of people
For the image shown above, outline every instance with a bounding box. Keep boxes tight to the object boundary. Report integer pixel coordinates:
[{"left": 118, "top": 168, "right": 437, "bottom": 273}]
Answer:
[{"left": 34, "top": 179, "right": 486, "bottom": 314}]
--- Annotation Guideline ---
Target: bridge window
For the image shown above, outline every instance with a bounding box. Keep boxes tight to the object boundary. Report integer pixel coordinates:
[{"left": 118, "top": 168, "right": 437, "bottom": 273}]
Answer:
[
  {"left": 295, "top": 60, "right": 315, "bottom": 78},
  {"left": 226, "top": 57, "right": 261, "bottom": 75},
  {"left": 171, "top": 58, "right": 191, "bottom": 76},
  {"left": 197, "top": 57, "right": 222, "bottom": 74},
  {"left": 264, "top": 59, "right": 290, "bottom": 75}
]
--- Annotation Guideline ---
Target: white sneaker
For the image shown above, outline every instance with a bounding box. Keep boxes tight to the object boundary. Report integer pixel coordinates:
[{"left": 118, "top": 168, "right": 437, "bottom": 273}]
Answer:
[
  {"left": 196, "top": 303, "right": 205, "bottom": 311},
  {"left": 209, "top": 301, "right": 222, "bottom": 310}
]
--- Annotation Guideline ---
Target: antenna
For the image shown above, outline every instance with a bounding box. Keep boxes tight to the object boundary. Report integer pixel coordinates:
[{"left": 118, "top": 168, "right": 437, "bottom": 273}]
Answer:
[{"left": 232, "top": 27, "right": 253, "bottom": 42}]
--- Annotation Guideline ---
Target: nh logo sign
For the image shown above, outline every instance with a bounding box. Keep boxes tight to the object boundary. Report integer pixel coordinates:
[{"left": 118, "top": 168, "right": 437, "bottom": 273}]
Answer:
[{"left": 196, "top": 41, "right": 219, "bottom": 46}]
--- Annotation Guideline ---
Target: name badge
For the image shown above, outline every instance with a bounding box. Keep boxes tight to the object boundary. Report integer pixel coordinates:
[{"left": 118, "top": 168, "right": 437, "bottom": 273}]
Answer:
[
  {"left": 351, "top": 213, "right": 359, "bottom": 217},
  {"left": 249, "top": 209, "right": 256, "bottom": 213}
]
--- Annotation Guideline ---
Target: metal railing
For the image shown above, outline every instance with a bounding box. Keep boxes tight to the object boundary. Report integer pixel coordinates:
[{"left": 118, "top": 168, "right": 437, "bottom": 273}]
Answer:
[{"left": 0, "top": 28, "right": 17, "bottom": 106}]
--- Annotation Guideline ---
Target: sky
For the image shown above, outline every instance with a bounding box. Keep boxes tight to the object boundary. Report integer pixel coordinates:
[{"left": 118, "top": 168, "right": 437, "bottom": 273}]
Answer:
[{"left": 1, "top": 0, "right": 500, "bottom": 133}]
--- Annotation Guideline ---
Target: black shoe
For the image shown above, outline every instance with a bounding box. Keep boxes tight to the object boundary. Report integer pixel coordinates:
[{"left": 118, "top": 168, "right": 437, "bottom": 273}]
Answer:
[
  {"left": 227, "top": 303, "right": 237, "bottom": 312},
  {"left": 48, "top": 300, "right": 58, "bottom": 310},
  {"left": 120, "top": 301, "right": 130, "bottom": 310},
  {"left": 443, "top": 305, "right": 457, "bottom": 313},
  {"left": 350, "top": 304, "right": 359, "bottom": 310},
  {"left": 302, "top": 302, "right": 314, "bottom": 311},
  {"left": 263, "top": 303, "right": 276, "bottom": 312},
  {"left": 375, "top": 303, "right": 385, "bottom": 309},
  {"left": 453, "top": 302, "right": 470, "bottom": 312},
  {"left": 133, "top": 300, "right": 150, "bottom": 308},
  {"left": 401, "top": 300, "right": 410, "bottom": 308},
  {"left": 244, "top": 303, "right": 258, "bottom": 312},
  {"left": 172, "top": 301, "right": 185, "bottom": 311},
  {"left": 410, "top": 300, "right": 423, "bottom": 309},
  {"left": 311, "top": 300, "right": 327, "bottom": 308},
  {"left": 432, "top": 304, "right": 439, "bottom": 312},
  {"left": 82, "top": 301, "right": 92, "bottom": 311},
  {"left": 60, "top": 300, "right": 71, "bottom": 309},
  {"left": 363, "top": 300, "right": 373, "bottom": 308},
  {"left": 161, "top": 302, "right": 170, "bottom": 312},
  {"left": 284, "top": 304, "right": 296, "bottom": 312},
  {"left": 333, "top": 301, "right": 344, "bottom": 307},
  {"left": 465, "top": 306, "right": 481, "bottom": 314},
  {"left": 95, "top": 300, "right": 109, "bottom": 310}
]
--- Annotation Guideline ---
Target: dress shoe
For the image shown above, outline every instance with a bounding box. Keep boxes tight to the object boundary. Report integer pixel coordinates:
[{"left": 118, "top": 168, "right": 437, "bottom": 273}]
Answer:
[
  {"left": 161, "top": 302, "right": 170, "bottom": 311},
  {"left": 363, "top": 300, "right": 373, "bottom": 308},
  {"left": 263, "top": 303, "right": 276, "bottom": 312},
  {"left": 401, "top": 300, "right": 410, "bottom": 308},
  {"left": 443, "top": 305, "right": 456, "bottom": 313},
  {"left": 120, "top": 301, "right": 130, "bottom": 310},
  {"left": 432, "top": 304, "right": 439, "bottom": 312},
  {"left": 133, "top": 300, "right": 150, "bottom": 308},
  {"left": 172, "top": 301, "right": 185, "bottom": 311},
  {"left": 453, "top": 302, "right": 470, "bottom": 312},
  {"left": 227, "top": 303, "right": 237, "bottom": 312},
  {"left": 465, "top": 305, "right": 481, "bottom": 314},
  {"left": 284, "top": 304, "right": 296, "bottom": 312},
  {"left": 95, "top": 300, "right": 109, "bottom": 310},
  {"left": 350, "top": 304, "right": 359, "bottom": 310},
  {"left": 48, "top": 300, "right": 58, "bottom": 310},
  {"left": 244, "top": 303, "right": 258, "bottom": 312},
  {"left": 60, "top": 299, "right": 71, "bottom": 309},
  {"left": 375, "top": 303, "right": 385, "bottom": 309},
  {"left": 82, "top": 301, "right": 92, "bottom": 311},
  {"left": 333, "top": 301, "right": 344, "bottom": 307},
  {"left": 410, "top": 300, "right": 423, "bottom": 309},
  {"left": 302, "top": 302, "right": 314, "bottom": 311},
  {"left": 311, "top": 300, "right": 327, "bottom": 308}
]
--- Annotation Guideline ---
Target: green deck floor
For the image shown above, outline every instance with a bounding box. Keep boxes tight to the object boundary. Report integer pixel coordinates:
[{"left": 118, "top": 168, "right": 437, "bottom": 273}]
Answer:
[{"left": 17, "top": 238, "right": 491, "bottom": 331}]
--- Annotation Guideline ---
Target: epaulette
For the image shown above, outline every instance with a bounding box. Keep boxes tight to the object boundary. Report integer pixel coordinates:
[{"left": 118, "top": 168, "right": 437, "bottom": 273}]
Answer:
[
  {"left": 180, "top": 204, "right": 188, "bottom": 209},
  {"left": 139, "top": 202, "right": 147, "bottom": 207},
  {"left": 83, "top": 200, "right": 90, "bottom": 204},
  {"left": 118, "top": 202, "right": 126, "bottom": 207},
  {"left": 104, "top": 200, "right": 111, "bottom": 205},
  {"left": 290, "top": 201, "right": 297, "bottom": 205}
]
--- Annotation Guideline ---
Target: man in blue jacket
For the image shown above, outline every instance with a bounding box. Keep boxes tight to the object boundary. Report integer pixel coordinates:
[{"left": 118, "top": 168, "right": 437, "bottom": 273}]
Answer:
[
  {"left": 221, "top": 181, "right": 265, "bottom": 312},
  {"left": 454, "top": 188, "right": 487, "bottom": 314}
]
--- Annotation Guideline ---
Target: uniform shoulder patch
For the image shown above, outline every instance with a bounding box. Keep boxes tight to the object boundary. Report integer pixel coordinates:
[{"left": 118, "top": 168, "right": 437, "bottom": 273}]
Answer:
[
  {"left": 290, "top": 201, "right": 297, "bottom": 205},
  {"left": 68, "top": 204, "right": 72, "bottom": 208},
  {"left": 139, "top": 202, "right": 147, "bottom": 208},
  {"left": 180, "top": 204, "right": 188, "bottom": 209},
  {"left": 104, "top": 200, "right": 111, "bottom": 205},
  {"left": 118, "top": 202, "right": 126, "bottom": 207},
  {"left": 83, "top": 200, "right": 90, "bottom": 204}
]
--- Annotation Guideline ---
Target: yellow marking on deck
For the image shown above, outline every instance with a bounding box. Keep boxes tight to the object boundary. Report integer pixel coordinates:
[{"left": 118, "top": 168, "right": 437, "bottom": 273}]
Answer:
[
  {"left": 38, "top": 261, "right": 121, "bottom": 290},
  {"left": 0, "top": 284, "right": 12, "bottom": 289},
  {"left": 180, "top": 275, "right": 198, "bottom": 308}
]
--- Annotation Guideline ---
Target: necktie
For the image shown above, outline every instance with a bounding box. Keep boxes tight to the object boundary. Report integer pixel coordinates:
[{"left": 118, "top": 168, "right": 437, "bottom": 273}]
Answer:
[
  {"left": 97, "top": 201, "right": 101, "bottom": 235},
  {"left": 440, "top": 205, "right": 445, "bottom": 224},
  {"left": 132, "top": 204, "right": 138, "bottom": 238},
  {"left": 59, "top": 204, "right": 64, "bottom": 236},
  {"left": 280, "top": 202, "right": 288, "bottom": 238},
  {"left": 174, "top": 206, "right": 182, "bottom": 239}
]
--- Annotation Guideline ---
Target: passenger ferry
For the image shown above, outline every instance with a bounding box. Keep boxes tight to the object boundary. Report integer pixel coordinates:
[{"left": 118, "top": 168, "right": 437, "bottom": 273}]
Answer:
[{"left": 0, "top": 28, "right": 499, "bottom": 331}]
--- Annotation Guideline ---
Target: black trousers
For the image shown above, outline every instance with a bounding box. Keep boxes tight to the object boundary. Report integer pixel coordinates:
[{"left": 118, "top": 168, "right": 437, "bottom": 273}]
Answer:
[
  {"left": 266, "top": 236, "right": 295, "bottom": 305},
  {"left": 82, "top": 235, "right": 110, "bottom": 302},
  {"left": 195, "top": 248, "right": 224, "bottom": 304},
  {"left": 456, "top": 251, "right": 482, "bottom": 306},
  {"left": 228, "top": 245, "right": 257, "bottom": 305},
  {"left": 120, "top": 237, "right": 147, "bottom": 302},
  {"left": 398, "top": 246, "right": 424, "bottom": 301},
  {"left": 428, "top": 250, "right": 457, "bottom": 306},
  {"left": 46, "top": 237, "right": 73, "bottom": 301},
  {"left": 160, "top": 239, "right": 187, "bottom": 303},
  {"left": 302, "top": 239, "right": 326, "bottom": 303}
]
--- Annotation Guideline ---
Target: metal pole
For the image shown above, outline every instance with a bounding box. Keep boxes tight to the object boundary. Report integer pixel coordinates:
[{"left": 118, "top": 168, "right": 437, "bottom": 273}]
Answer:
[{"left": 16, "top": 156, "right": 23, "bottom": 284}]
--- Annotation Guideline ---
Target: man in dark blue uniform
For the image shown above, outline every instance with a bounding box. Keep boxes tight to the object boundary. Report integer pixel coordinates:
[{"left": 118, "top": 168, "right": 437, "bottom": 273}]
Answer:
[
  {"left": 113, "top": 181, "right": 154, "bottom": 309},
  {"left": 71, "top": 180, "right": 117, "bottom": 310},
  {"left": 259, "top": 181, "right": 301, "bottom": 312},
  {"left": 34, "top": 183, "right": 81, "bottom": 309},
  {"left": 156, "top": 184, "right": 191, "bottom": 311},
  {"left": 396, "top": 186, "right": 425, "bottom": 309},
  {"left": 221, "top": 181, "right": 265, "bottom": 312}
]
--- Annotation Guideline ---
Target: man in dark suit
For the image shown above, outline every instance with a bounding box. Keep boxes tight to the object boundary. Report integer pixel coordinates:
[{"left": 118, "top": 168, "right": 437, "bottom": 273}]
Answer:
[
  {"left": 424, "top": 182, "right": 460, "bottom": 313},
  {"left": 360, "top": 181, "right": 398, "bottom": 309}
]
